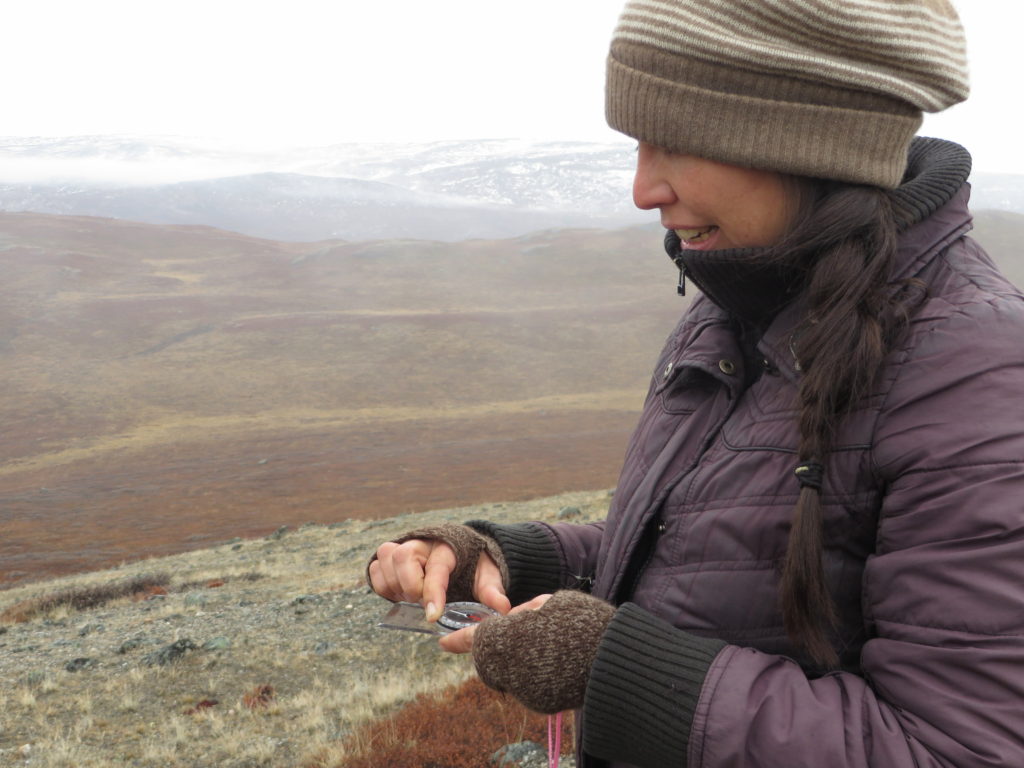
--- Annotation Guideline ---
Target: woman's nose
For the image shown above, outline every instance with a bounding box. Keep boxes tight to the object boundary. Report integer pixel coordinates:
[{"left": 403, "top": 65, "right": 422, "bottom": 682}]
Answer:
[{"left": 632, "top": 144, "right": 676, "bottom": 210}]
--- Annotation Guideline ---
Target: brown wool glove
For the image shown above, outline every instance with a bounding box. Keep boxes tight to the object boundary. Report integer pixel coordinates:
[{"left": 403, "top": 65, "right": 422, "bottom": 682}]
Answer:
[
  {"left": 472, "top": 590, "right": 615, "bottom": 714},
  {"left": 365, "top": 523, "right": 509, "bottom": 602}
]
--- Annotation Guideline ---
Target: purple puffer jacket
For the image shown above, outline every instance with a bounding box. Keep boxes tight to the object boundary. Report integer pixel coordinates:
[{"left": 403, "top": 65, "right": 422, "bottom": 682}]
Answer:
[{"left": 472, "top": 140, "right": 1024, "bottom": 768}]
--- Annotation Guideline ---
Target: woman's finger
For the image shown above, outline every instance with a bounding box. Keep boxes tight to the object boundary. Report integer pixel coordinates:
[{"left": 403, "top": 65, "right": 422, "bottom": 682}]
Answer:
[
  {"left": 508, "top": 593, "right": 553, "bottom": 615},
  {"left": 392, "top": 540, "right": 432, "bottom": 602},
  {"left": 475, "top": 553, "right": 511, "bottom": 615},
  {"left": 370, "top": 541, "right": 403, "bottom": 600},
  {"left": 422, "top": 543, "right": 457, "bottom": 621},
  {"left": 439, "top": 624, "right": 477, "bottom": 654}
]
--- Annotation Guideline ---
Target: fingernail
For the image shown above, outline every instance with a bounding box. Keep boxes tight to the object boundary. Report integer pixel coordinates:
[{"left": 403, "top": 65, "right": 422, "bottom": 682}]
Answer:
[{"left": 425, "top": 602, "right": 439, "bottom": 622}]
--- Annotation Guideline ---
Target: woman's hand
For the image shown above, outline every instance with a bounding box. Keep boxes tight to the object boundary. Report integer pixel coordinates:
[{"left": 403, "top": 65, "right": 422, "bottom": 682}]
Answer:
[
  {"left": 440, "top": 593, "right": 552, "bottom": 653},
  {"left": 368, "top": 535, "right": 510, "bottom": 622},
  {"left": 448, "top": 590, "right": 616, "bottom": 714}
]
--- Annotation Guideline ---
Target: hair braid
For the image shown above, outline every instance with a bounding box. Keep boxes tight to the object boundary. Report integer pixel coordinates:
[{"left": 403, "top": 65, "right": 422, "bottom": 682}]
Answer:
[{"left": 774, "top": 184, "right": 904, "bottom": 668}]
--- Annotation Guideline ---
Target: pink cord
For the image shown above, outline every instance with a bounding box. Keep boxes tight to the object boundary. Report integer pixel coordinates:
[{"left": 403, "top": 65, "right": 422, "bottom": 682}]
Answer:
[{"left": 547, "top": 711, "right": 563, "bottom": 768}]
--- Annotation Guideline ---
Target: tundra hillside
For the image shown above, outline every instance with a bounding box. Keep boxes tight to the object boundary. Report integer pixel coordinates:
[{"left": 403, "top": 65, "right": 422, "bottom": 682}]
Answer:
[
  {"left": 2, "top": 209, "right": 1020, "bottom": 590},
  {"left": 0, "top": 489, "right": 608, "bottom": 767}
]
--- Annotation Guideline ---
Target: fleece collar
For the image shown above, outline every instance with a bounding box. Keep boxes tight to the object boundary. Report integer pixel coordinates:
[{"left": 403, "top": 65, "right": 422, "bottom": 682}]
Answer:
[{"left": 663, "top": 137, "right": 972, "bottom": 326}]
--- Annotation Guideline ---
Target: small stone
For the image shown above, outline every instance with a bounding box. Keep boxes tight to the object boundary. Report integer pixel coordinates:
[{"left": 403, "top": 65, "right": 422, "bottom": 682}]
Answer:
[
  {"left": 117, "top": 636, "right": 145, "bottom": 654},
  {"left": 557, "top": 506, "right": 581, "bottom": 520},
  {"left": 143, "top": 639, "right": 197, "bottom": 666},
  {"left": 491, "top": 741, "right": 546, "bottom": 767},
  {"left": 202, "top": 636, "right": 231, "bottom": 652},
  {"left": 267, "top": 525, "right": 289, "bottom": 541},
  {"left": 313, "top": 641, "right": 330, "bottom": 654},
  {"left": 65, "top": 657, "right": 96, "bottom": 673}
]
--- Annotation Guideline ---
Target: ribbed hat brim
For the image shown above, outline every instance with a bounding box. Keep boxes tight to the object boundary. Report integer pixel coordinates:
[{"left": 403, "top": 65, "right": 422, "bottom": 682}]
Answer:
[{"left": 606, "top": 47, "right": 923, "bottom": 188}]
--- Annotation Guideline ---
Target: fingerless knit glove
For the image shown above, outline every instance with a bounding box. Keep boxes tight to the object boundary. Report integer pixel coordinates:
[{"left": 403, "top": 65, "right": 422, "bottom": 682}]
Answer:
[
  {"left": 472, "top": 589, "right": 615, "bottom": 714},
  {"left": 366, "top": 523, "right": 509, "bottom": 602}
]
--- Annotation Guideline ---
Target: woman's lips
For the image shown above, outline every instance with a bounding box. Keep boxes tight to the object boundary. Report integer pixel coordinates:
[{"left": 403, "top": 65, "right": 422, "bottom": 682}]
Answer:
[{"left": 675, "top": 226, "right": 720, "bottom": 250}]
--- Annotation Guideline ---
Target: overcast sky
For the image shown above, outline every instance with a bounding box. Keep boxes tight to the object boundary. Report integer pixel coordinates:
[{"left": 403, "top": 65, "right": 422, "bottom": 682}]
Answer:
[{"left": 3, "top": 1, "right": 1020, "bottom": 173}]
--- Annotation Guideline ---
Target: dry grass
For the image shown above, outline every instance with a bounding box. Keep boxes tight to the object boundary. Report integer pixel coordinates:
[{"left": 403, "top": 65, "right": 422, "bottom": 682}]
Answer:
[
  {"left": 0, "top": 573, "right": 172, "bottom": 623},
  {"left": 0, "top": 212, "right": 675, "bottom": 589},
  {"left": 0, "top": 488, "right": 607, "bottom": 767}
]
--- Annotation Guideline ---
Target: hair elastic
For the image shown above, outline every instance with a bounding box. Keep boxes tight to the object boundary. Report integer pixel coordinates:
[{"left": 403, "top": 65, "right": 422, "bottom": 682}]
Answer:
[{"left": 794, "top": 462, "right": 824, "bottom": 491}]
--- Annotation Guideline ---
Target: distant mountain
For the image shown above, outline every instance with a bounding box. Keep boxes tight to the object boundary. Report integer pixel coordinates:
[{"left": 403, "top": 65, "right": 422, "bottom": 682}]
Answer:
[
  {"left": 0, "top": 172, "right": 618, "bottom": 242},
  {"left": 0, "top": 136, "right": 650, "bottom": 241},
  {"left": 1, "top": 135, "right": 1021, "bottom": 242}
]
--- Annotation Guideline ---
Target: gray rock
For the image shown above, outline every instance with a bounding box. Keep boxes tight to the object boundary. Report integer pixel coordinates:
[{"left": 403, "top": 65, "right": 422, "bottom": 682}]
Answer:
[
  {"left": 266, "top": 525, "right": 289, "bottom": 541},
  {"left": 557, "top": 506, "right": 581, "bottom": 520},
  {"left": 491, "top": 741, "right": 546, "bottom": 767},
  {"left": 143, "top": 638, "right": 197, "bottom": 666},
  {"left": 117, "top": 636, "right": 146, "bottom": 654},
  {"left": 65, "top": 657, "right": 96, "bottom": 672},
  {"left": 202, "top": 636, "right": 231, "bottom": 652},
  {"left": 491, "top": 740, "right": 575, "bottom": 767}
]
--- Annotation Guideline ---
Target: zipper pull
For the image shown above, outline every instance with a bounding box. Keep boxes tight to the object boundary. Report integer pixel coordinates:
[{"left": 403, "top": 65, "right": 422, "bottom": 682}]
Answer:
[{"left": 664, "top": 229, "right": 686, "bottom": 297}]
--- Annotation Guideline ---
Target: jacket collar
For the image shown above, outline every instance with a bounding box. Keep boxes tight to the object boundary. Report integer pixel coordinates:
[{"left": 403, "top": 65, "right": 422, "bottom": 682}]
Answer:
[
  {"left": 666, "top": 138, "right": 972, "bottom": 322},
  {"left": 665, "top": 138, "right": 975, "bottom": 382}
]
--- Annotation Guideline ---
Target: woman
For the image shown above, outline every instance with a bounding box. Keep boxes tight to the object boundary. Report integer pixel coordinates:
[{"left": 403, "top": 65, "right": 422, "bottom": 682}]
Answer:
[{"left": 369, "top": 1, "right": 1024, "bottom": 766}]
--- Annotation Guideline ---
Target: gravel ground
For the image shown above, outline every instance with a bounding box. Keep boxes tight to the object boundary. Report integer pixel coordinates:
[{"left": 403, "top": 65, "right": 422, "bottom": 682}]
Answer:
[{"left": 0, "top": 489, "right": 608, "bottom": 767}]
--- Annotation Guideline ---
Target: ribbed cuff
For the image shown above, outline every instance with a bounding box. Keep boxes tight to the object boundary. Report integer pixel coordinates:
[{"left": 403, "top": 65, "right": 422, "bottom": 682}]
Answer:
[
  {"left": 464, "top": 521, "right": 562, "bottom": 606},
  {"left": 583, "top": 602, "right": 727, "bottom": 768}
]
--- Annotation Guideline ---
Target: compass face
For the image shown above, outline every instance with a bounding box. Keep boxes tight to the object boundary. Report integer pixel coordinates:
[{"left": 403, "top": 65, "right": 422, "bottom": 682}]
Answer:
[
  {"left": 436, "top": 602, "right": 500, "bottom": 631},
  {"left": 378, "top": 601, "right": 500, "bottom": 635}
]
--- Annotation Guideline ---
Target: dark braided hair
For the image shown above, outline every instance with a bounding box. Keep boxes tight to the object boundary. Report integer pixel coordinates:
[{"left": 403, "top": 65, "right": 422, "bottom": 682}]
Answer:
[{"left": 768, "top": 181, "right": 910, "bottom": 668}]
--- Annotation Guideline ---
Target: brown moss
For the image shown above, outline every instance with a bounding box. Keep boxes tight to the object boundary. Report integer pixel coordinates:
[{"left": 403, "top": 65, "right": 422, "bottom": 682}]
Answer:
[
  {"left": 242, "top": 684, "right": 276, "bottom": 711},
  {"left": 331, "top": 677, "right": 571, "bottom": 768},
  {"left": 0, "top": 573, "right": 171, "bottom": 623}
]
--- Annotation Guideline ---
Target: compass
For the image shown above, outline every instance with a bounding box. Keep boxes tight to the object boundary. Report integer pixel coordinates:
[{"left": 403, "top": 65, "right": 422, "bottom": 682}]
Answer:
[{"left": 378, "top": 601, "right": 499, "bottom": 635}]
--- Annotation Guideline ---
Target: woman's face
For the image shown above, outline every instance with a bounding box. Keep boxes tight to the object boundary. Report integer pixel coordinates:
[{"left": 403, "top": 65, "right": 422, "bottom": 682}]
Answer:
[{"left": 632, "top": 142, "right": 799, "bottom": 251}]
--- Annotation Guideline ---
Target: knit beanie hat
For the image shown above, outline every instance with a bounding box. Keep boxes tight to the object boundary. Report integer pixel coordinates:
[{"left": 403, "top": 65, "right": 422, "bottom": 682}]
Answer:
[{"left": 605, "top": 0, "right": 970, "bottom": 187}]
